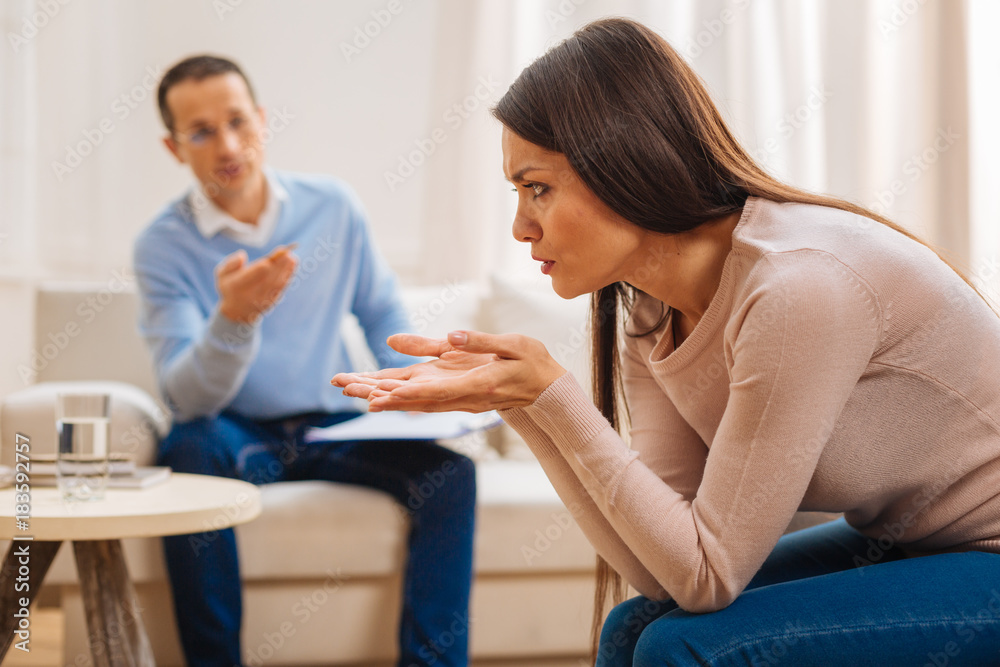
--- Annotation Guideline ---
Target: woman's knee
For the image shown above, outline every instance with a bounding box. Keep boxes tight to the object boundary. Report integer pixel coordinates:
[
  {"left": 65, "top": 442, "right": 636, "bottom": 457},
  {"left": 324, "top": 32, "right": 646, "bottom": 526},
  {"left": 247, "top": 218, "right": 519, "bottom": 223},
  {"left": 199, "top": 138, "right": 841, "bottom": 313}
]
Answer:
[
  {"left": 631, "top": 612, "right": 709, "bottom": 667},
  {"left": 596, "top": 596, "right": 676, "bottom": 667}
]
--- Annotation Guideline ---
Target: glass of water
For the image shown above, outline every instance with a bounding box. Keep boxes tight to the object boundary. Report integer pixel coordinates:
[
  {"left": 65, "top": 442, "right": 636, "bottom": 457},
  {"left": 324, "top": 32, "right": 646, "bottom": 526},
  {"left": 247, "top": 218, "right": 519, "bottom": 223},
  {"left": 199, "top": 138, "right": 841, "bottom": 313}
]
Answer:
[{"left": 55, "top": 393, "right": 111, "bottom": 502}]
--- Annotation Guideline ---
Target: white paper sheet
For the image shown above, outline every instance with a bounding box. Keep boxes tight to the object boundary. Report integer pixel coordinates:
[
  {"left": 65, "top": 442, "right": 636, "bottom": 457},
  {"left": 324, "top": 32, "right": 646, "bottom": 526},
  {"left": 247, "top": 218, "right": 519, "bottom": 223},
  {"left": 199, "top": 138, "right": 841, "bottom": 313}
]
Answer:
[{"left": 304, "top": 410, "right": 504, "bottom": 443}]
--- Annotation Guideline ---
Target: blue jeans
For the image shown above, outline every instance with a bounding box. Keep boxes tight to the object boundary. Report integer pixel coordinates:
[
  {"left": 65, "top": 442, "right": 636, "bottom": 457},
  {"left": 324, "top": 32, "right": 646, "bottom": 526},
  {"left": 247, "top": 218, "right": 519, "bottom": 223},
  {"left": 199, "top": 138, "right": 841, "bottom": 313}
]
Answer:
[
  {"left": 157, "top": 411, "right": 476, "bottom": 667},
  {"left": 597, "top": 519, "right": 1000, "bottom": 666}
]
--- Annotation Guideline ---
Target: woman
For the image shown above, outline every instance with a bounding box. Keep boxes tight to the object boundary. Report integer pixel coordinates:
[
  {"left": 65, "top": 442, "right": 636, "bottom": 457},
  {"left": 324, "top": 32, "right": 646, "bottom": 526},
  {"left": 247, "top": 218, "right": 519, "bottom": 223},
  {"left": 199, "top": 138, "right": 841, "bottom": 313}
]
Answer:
[{"left": 333, "top": 17, "right": 1000, "bottom": 666}]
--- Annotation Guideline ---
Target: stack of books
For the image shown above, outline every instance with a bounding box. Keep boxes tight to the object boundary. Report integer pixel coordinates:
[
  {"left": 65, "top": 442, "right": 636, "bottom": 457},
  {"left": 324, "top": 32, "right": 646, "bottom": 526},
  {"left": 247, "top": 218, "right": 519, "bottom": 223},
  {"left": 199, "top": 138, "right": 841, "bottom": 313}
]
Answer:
[{"left": 28, "top": 453, "right": 171, "bottom": 489}]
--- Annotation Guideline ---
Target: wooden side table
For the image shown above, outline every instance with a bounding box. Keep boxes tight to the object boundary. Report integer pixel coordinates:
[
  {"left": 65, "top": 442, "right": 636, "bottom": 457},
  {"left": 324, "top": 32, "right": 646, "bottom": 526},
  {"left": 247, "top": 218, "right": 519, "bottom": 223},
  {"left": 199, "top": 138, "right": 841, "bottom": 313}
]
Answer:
[{"left": 0, "top": 473, "right": 262, "bottom": 666}]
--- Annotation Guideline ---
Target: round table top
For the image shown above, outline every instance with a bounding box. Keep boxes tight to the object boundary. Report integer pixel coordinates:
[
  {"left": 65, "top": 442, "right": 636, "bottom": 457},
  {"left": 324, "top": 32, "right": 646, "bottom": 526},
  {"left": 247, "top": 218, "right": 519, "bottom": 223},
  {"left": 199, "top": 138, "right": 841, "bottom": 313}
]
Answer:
[{"left": 0, "top": 473, "right": 261, "bottom": 541}]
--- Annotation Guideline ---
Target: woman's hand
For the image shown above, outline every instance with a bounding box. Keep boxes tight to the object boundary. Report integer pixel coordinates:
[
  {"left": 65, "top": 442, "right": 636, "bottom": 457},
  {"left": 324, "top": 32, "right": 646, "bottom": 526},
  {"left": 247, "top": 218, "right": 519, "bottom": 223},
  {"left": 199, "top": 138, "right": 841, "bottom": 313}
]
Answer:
[{"left": 331, "top": 330, "right": 567, "bottom": 413}]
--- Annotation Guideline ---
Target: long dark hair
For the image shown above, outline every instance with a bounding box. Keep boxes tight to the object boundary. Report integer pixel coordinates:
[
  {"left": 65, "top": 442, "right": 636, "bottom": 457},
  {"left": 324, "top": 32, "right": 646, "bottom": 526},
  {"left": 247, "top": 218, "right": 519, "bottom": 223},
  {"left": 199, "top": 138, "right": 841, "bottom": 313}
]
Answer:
[{"left": 492, "top": 16, "right": 984, "bottom": 664}]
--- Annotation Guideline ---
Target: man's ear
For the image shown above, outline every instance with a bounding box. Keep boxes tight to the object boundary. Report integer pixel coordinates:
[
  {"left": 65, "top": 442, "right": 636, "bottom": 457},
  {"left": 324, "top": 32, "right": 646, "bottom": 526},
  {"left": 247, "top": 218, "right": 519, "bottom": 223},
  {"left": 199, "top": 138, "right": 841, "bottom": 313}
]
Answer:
[
  {"left": 256, "top": 105, "right": 267, "bottom": 132},
  {"left": 163, "top": 135, "right": 186, "bottom": 164}
]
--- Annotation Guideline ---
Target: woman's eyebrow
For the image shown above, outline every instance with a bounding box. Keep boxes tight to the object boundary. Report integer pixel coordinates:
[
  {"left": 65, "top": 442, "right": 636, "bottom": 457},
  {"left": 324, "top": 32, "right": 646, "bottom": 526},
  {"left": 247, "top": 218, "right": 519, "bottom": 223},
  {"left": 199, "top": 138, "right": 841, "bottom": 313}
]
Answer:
[{"left": 508, "top": 166, "right": 545, "bottom": 183}]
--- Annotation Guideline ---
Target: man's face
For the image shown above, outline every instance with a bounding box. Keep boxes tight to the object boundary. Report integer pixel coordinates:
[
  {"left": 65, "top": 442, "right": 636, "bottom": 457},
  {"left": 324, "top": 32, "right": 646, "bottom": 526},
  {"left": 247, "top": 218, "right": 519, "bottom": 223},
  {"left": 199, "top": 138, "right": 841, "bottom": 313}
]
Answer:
[{"left": 163, "top": 72, "right": 267, "bottom": 202}]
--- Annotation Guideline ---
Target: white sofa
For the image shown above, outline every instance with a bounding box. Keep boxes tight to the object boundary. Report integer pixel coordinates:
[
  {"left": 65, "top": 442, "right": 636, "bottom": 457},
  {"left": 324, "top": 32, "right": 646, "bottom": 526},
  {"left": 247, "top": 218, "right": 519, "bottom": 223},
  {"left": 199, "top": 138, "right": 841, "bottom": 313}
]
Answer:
[{"left": 0, "top": 277, "right": 601, "bottom": 666}]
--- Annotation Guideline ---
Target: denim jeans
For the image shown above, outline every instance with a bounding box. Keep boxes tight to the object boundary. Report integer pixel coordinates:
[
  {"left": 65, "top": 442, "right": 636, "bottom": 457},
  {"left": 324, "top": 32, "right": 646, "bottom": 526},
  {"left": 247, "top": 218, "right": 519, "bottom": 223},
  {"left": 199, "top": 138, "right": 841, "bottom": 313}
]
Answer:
[
  {"left": 158, "top": 411, "right": 476, "bottom": 667},
  {"left": 597, "top": 518, "right": 1000, "bottom": 666}
]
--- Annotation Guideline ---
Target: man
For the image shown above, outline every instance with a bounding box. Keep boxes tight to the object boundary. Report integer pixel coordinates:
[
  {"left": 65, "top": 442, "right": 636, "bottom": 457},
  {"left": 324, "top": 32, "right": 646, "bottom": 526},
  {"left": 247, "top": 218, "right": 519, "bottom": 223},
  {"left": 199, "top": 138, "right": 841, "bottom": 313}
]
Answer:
[{"left": 133, "top": 55, "right": 475, "bottom": 667}]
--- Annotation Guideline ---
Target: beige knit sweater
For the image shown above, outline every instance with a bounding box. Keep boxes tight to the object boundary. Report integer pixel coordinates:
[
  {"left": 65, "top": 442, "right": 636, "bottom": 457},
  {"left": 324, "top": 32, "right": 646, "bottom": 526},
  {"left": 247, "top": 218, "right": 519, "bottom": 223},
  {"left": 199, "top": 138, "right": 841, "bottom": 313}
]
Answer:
[{"left": 500, "top": 196, "right": 1000, "bottom": 613}]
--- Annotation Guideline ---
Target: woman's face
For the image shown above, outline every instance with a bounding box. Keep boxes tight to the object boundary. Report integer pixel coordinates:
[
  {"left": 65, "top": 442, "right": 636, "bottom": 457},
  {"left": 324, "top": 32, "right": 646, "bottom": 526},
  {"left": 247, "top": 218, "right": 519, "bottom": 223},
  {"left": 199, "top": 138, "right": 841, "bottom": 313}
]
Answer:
[{"left": 502, "top": 128, "right": 648, "bottom": 299}]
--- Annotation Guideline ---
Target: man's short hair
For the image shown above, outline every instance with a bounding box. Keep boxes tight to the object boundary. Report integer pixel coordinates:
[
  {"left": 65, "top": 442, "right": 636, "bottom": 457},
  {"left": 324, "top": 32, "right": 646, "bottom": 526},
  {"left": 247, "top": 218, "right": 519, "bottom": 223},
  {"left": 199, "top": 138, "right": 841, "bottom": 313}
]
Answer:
[{"left": 157, "top": 55, "right": 257, "bottom": 133}]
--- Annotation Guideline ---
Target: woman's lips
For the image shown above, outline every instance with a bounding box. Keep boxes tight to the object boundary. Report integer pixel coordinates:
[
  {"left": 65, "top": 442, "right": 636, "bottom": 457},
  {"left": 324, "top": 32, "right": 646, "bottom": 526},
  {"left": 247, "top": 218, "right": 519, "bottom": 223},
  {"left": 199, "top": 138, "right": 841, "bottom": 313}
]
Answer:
[
  {"left": 533, "top": 255, "right": 555, "bottom": 275},
  {"left": 532, "top": 255, "right": 555, "bottom": 274}
]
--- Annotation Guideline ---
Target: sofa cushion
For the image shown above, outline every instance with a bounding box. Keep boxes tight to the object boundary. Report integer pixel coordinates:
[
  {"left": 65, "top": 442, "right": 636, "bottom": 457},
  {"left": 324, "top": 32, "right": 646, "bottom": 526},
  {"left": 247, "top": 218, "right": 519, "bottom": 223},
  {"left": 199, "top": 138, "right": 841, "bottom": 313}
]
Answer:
[
  {"left": 402, "top": 281, "right": 483, "bottom": 339},
  {"left": 0, "top": 380, "right": 167, "bottom": 468},
  {"left": 341, "top": 281, "right": 482, "bottom": 374},
  {"left": 237, "top": 458, "right": 595, "bottom": 580},
  {"left": 32, "top": 282, "right": 160, "bottom": 399},
  {"left": 238, "top": 481, "right": 408, "bottom": 579},
  {"left": 475, "top": 459, "right": 596, "bottom": 573}
]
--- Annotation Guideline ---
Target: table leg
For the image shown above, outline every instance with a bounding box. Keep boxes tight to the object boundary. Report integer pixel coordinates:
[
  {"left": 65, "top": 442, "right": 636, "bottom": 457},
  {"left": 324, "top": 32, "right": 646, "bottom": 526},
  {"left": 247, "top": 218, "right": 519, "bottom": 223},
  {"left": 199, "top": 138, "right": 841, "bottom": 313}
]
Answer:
[
  {"left": 73, "top": 540, "right": 155, "bottom": 667},
  {"left": 0, "top": 540, "right": 62, "bottom": 661}
]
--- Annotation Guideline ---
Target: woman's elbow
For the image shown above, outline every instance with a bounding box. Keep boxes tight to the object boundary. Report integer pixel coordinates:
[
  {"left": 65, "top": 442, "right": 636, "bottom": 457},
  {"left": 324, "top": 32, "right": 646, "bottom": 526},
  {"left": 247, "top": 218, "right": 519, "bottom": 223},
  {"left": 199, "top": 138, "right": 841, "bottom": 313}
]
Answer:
[{"left": 661, "top": 578, "right": 743, "bottom": 614}]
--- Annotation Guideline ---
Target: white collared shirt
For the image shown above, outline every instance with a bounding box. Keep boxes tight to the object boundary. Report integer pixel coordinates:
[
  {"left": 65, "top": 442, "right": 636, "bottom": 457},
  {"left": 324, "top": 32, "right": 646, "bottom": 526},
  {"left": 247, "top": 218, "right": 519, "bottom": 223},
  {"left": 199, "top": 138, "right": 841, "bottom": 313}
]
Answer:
[{"left": 189, "top": 169, "right": 288, "bottom": 247}]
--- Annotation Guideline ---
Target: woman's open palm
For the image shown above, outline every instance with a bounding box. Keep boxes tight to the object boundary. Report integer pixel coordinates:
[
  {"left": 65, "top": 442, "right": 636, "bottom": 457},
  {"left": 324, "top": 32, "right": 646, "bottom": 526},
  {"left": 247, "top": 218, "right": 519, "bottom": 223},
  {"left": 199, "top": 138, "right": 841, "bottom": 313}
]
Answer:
[{"left": 331, "top": 331, "right": 566, "bottom": 413}]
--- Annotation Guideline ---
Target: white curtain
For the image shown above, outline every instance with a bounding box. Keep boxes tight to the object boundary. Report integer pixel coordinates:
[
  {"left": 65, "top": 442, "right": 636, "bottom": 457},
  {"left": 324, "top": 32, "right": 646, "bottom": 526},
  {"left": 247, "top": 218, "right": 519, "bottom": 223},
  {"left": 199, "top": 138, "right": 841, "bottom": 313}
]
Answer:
[
  {"left": 0, "top": 0, "right": 38, "bottom": 274},
  {"left": 431, "top": 0, "right": 990, "bottom": 284},
  {"left": 967, "top": 0, "right": 1000, "bottom": 304}
]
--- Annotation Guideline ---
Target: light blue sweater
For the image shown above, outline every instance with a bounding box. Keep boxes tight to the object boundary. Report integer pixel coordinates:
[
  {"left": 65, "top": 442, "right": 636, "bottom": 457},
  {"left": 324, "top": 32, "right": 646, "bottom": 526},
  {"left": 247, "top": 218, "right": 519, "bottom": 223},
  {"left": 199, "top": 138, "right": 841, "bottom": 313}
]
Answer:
[{"left": 134, "top": 171, "right": 412, "bottom": 422}]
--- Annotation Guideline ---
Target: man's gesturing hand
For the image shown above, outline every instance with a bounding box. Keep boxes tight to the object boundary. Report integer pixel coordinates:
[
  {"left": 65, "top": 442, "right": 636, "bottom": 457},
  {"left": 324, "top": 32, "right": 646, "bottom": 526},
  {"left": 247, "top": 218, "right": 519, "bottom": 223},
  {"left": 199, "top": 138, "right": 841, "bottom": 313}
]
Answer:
[
  {"left": 331, "top": 330, "right": 567, "bottom": 413},
  {"left": 216, "top": 244, "right": 298, "bottom": 324}
]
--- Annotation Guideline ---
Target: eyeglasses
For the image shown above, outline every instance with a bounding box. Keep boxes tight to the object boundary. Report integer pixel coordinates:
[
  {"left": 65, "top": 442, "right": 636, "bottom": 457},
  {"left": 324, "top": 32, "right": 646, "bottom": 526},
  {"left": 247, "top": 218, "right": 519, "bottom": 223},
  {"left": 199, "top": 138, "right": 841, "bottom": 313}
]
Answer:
[{"left": 174, "top": 115, "right": 256, "bottom": 147}]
